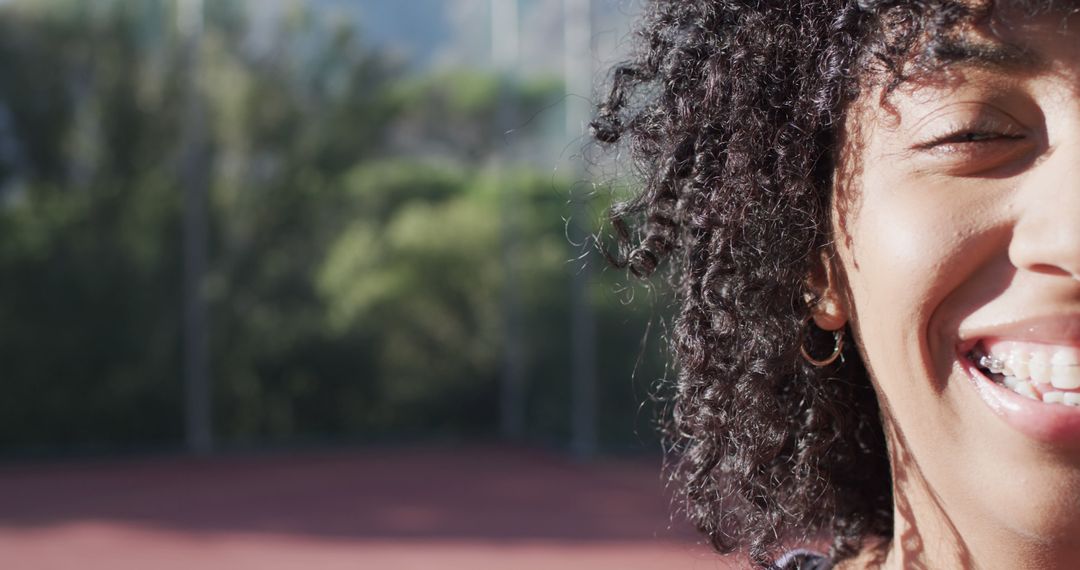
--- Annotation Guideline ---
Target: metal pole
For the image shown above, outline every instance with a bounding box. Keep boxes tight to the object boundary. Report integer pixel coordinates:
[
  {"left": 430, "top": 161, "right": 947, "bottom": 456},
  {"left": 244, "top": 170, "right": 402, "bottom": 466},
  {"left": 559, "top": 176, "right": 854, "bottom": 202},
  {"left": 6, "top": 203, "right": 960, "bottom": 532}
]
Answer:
[
  {"left": 492, "top": 0, "right": 526, "bottom": 441},
  {"left": 179, "top": 0, "right": 212, "bottom": 454},
  {"left": 564, "top": 0, "right": 597, "bottom": 459}
]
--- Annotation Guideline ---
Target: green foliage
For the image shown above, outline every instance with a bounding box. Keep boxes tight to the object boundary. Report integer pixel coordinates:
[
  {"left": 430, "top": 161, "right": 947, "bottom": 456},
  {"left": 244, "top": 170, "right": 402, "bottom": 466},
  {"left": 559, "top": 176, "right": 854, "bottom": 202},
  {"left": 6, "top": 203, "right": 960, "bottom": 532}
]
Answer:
[
  {"left": 0, "top": 0, "right": 668, "bottom": 453},
  {"left": 390, "top": 70, "right": 565, "bottom": 159},
  {"left": 0, "top": 1, "right": 185, "bottom": 448}
]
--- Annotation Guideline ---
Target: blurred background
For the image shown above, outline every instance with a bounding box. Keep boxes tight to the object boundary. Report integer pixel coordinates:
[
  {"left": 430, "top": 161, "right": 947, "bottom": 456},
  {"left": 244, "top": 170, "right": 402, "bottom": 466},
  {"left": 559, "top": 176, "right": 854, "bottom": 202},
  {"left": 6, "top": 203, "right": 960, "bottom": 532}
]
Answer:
[{"left": 0, "top": 0, "right": 728, "bottom": 568}]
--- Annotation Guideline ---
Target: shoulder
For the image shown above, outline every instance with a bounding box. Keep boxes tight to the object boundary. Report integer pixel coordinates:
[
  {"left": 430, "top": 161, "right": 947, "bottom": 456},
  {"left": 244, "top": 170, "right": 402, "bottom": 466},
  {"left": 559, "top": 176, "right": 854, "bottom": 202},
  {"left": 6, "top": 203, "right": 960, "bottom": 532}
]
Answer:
[{"left": 771, "top": 549, "right": 834, "bottom": 570}]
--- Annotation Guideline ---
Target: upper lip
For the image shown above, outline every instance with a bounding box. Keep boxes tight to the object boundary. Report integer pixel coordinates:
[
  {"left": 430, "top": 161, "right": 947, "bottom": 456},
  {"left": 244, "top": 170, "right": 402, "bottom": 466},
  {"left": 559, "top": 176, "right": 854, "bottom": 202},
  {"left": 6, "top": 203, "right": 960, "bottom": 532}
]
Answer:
[{"left": 957, "top": 312, "right": 1080, "bottom": 351}]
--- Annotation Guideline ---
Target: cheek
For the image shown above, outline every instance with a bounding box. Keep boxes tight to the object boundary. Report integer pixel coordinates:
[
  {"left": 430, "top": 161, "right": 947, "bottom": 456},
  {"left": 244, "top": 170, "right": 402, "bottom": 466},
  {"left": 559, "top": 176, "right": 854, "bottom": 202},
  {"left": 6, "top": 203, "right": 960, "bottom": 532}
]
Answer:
[{"left": 837, "top": 169, "right": 993, "bottom": 396}]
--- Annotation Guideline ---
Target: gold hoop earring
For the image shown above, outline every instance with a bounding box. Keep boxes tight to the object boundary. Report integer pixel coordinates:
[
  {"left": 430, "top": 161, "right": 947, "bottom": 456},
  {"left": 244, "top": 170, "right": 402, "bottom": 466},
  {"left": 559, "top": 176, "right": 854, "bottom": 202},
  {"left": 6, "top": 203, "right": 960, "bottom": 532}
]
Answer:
[{"left": 800, "top": 324, "right": 845, "bottom": 367}]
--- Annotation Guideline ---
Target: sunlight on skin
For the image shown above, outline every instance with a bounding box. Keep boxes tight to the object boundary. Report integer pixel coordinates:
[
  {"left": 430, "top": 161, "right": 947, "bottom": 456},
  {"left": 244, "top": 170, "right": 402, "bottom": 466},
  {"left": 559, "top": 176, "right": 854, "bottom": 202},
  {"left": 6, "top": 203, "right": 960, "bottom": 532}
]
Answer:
[{"left": 826, "top": 12, "right": 1080, "bottom": 570}]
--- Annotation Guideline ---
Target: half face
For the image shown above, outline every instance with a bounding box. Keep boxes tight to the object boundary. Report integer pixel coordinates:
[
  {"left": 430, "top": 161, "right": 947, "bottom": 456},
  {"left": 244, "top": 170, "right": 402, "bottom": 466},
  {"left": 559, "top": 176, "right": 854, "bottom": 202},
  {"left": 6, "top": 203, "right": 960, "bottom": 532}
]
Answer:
[{"left": 835, "top": 11, "right": 1080, "bottom": 563}]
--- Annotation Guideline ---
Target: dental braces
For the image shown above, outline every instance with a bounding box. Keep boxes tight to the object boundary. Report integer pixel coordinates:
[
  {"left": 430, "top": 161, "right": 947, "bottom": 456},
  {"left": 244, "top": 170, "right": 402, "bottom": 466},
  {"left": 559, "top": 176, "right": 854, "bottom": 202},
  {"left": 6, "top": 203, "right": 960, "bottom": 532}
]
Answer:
[
  {"left": 977, "top": 354, "right": 1079, "bottom": 375},
  {"left": 978, "top": 355, "right": 1006, "bottom": 374}
]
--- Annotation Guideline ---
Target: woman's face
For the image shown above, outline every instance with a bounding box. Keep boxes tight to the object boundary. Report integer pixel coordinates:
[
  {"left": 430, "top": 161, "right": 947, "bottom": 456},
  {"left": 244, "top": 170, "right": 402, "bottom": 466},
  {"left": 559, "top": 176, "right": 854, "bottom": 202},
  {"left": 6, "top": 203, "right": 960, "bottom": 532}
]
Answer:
[{"left": 836, "top": 12, "right": 1080, "bottom": 565}]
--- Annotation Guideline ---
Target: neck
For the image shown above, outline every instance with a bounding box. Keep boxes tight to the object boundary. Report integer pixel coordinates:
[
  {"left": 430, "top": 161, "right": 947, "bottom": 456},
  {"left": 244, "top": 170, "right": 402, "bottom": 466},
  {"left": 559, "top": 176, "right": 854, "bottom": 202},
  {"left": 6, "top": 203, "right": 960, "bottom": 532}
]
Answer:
[
  {"left": 868, "top": 432, "right": 1080, "bottom": 570},
  {"left": 875, "top": 493, "right": 1080, "bottom": 570}
]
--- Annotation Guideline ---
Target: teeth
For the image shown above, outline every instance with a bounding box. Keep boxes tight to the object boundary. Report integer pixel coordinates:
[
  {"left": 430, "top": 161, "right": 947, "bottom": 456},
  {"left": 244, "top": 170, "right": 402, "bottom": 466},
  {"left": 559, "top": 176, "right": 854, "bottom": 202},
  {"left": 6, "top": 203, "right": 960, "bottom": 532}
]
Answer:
[
  {"left": 1039, "top": 390, "right": 1080, "bottom": 406},
  {"left": 1015, "top": 381, "right": 1039, "bottom": 400},
  {"left": 1053, "top": 349, "right": 1080, "bottom": 366},
  {"left": 984, "top": 345, "right": 1080, "bottom": 380},
  {"left": 976, "top": 342, "right": 1080, "bottom": 404},
  {"left": 1051, "top": 365, "right": 1080, "bottom": 390},
  {"left": 1030, "top": 352, "right": 1051, "bottom": 384},
  {"left": 1008, "top": 352, "right": 1029, "bottom": 380}
]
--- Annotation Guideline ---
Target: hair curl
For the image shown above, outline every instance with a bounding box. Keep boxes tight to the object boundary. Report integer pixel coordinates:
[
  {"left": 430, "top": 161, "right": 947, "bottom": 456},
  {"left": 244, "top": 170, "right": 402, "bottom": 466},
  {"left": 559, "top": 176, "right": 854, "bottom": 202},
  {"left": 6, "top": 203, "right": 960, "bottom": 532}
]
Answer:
[{"left": 593, "top": 0, "right": 1069, "bottom": 566}]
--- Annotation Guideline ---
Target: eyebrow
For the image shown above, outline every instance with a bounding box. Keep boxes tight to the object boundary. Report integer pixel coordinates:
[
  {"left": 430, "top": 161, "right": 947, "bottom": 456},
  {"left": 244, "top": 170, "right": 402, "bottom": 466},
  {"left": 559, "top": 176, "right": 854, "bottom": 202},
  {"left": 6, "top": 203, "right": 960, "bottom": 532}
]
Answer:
[{"left": 931, "top": 38, "right": 1048, "bottom": 73}]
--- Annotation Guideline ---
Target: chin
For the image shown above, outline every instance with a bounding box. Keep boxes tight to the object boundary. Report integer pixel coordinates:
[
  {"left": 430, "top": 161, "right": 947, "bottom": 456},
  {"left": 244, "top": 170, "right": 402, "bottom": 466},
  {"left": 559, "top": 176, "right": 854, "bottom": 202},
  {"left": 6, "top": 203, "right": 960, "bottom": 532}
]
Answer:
[{"left": 948, "top": 356, "right": 1080, "bottom": 544}]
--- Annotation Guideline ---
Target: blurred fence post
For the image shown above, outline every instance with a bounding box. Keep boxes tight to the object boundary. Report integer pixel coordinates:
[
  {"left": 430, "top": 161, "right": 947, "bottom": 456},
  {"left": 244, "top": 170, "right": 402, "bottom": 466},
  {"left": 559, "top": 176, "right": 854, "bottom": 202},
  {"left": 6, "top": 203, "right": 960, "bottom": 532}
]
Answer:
[
  {"left": 178, "top": 0, "right": 212, "bottom": 454},
  {"left": 564, "top": 0, "right": 597, "bottom": 460},
  {"left": 492, "top": 0, "right": 526, "bottom": 442}
]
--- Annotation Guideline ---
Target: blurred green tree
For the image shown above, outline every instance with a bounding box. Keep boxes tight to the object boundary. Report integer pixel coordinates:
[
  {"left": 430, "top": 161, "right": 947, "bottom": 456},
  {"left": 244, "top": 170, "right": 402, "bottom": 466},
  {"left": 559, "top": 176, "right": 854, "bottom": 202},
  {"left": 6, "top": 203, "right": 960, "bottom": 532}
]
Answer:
[
  {"left": 0, "top": 0, "right": 187, "bottom": 448},
  {"left": 0, "top": 0, "right": 667, "bottom": 453}
]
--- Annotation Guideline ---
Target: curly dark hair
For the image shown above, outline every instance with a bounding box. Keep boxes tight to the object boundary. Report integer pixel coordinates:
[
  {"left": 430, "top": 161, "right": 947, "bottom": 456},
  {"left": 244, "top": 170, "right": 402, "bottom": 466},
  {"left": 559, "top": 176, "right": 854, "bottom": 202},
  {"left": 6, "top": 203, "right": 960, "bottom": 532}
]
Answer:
[{"left": 592, "top": 0, "right": 1069, "bottom": 566}]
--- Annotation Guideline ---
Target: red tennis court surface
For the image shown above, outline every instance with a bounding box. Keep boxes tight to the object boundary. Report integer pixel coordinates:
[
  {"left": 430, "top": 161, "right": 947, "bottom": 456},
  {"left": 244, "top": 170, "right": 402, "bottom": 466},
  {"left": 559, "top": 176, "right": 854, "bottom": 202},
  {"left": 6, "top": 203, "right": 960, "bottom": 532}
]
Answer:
[{"left": 0, "top": 445, "right": 736, "bottom": 569}]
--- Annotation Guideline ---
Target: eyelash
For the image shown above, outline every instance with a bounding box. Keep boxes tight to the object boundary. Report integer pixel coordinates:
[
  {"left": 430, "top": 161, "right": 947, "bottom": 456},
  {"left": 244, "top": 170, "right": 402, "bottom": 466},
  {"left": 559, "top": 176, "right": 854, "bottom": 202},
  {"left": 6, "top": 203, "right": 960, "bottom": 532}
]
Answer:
[{"left": 918, "top": 119, "right": 1026, "bottom": 150}]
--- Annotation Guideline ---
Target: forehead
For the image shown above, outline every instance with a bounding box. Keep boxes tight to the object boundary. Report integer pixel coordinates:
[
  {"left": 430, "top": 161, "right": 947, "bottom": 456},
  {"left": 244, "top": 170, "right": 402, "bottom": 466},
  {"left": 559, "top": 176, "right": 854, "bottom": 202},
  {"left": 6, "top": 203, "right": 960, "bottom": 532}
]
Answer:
[
  {"left": 865, "top": 7, "right": 1080, "bottom": 115},
  {"left": 961, "top": 11, "right": 1080, "bottom": 68},
  {"left": 918, "top": 3, "right": 1080, "bottom": 68}
]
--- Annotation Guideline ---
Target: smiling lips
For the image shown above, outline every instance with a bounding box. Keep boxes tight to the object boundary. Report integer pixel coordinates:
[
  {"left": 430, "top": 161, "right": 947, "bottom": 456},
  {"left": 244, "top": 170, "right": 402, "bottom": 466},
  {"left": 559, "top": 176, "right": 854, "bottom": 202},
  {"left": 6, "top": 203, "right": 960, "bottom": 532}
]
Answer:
[
  {"left": 974, "top": 339, "right": 1080, "bottom": 403},
  {"left": 959, "top": 316, "right": 1080, "bottom": 443}
]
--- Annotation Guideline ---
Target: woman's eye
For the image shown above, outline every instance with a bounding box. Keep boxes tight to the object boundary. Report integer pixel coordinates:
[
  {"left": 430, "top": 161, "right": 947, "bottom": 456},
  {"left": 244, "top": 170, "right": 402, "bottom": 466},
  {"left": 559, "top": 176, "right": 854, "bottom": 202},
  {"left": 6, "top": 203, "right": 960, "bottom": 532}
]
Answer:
[
  {"left": 910, "top": 118, "right": 1035, "bottom": 175},
  {"left": 955, "top": 131, "right": 1010, "bottom": 142},
  {"left": 921, "top": 129, "right": 1024, "bottom": 149}
]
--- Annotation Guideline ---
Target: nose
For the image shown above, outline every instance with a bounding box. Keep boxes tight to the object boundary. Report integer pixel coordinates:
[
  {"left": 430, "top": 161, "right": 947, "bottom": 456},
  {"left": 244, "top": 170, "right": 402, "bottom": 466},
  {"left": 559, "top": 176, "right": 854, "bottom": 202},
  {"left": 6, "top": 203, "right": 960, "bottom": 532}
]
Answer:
[{"left": 1009, "top": 146, "right": 1080, "bottom": 280}]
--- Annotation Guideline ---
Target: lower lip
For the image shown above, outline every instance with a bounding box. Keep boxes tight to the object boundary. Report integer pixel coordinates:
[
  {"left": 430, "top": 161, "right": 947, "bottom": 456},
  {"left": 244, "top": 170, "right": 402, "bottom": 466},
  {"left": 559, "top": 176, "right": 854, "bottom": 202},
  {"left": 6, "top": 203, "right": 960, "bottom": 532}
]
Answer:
[{"left": 960, "top": 349, "right": 1080, "bottom": 445}]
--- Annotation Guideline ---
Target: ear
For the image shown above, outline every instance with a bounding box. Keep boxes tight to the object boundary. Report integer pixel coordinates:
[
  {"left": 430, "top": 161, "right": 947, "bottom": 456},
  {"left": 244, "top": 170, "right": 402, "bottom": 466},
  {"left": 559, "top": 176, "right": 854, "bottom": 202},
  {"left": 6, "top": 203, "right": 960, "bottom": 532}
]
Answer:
[{"left": 806, "top": 249, "right": 849, "bottom": 331}]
